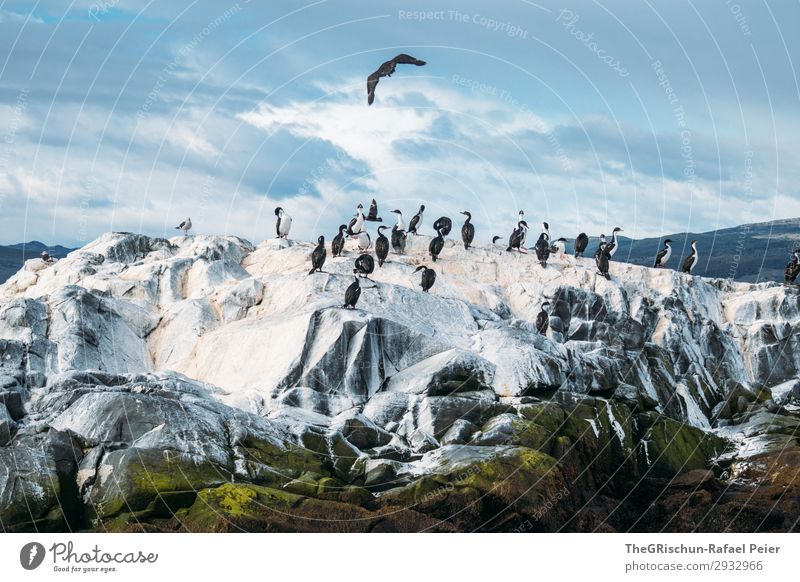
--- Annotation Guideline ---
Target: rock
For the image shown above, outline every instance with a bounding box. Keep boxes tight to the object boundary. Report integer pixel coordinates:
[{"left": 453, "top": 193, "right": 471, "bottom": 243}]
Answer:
[
  {"left": 0, "top": 391, "right": 24, "bottom": 420},
  {"left": 440, "top": 419, "right": 478, "bottom": 445}
]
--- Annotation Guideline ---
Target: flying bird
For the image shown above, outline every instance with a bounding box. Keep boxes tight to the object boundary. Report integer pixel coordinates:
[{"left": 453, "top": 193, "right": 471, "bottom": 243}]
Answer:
[
  {"left": 308, "top": 236, "right": 326, "bottom": 274},
  {"left": 175, "top": 217, "right": 192, "bottom": 236},
  {"left": 367, "top": 53, "right": 426, "bottom": 105}
]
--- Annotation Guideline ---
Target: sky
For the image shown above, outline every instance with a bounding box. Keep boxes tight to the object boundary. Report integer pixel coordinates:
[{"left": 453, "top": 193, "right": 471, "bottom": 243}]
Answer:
[{"left": 0, "top": 0, "right": 798, "bottom": 247}]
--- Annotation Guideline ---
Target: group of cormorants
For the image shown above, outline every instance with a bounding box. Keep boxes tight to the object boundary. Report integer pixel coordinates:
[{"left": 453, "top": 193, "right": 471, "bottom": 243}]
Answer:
[{"left": 273, "top": 199, "right": 744, "bottom": 326}]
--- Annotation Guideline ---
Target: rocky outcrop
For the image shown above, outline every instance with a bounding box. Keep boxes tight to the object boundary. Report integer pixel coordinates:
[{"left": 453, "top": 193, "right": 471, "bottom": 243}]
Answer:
[{"left": 0, "top": 232, "right": 798, "bottom": 532}]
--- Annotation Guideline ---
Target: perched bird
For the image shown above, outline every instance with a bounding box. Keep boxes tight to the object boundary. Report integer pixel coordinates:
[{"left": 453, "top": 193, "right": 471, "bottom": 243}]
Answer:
[
  {"left": 275, "top": 208, "right": 292, "bottom": 239},
  {"left": 507, "top": 220, "right": 529, "bottom": 253},
  {"left": 593, "top": 234, "right": 607, "bottom": 259},
  {"left": 550, "top": 237, "right": 568, "bottom": 259},
  {"left": 40, "top": 250, "right": 52, "bottom": 263},
  {"left": 535, "top": 302, "right": 550, "bottom": 335},
  {"left": 433, "top": 216, "right": 452, "bottom": 237},
  {"left": 535, "top": 232, "right": 551, "bottom": 267},
  {"left": 429, "top": 227, "right": 445, "bottom": 262},
  {"left": 308, "top": 236, "right": 327, "bottom": 274},
  {"left": 348, "top": 204, "right": 365, "bottom": 236},
  {"left": 175, "top": 217, "right": 192, "bottom": 236},
  {"left": 492, "top": 236, "right": 503, "bottom": 246},
  {"left": 653, "top": 239, "right": 673, "bottom": 268},
  {"left": 784, "top": 250, "right": 800, "bottom": 284},
  {"left": 415, "top": 265, "right": 436, "bottom": 293},
  {"left": 605, "top": 227, "right": 623, "bottom": 257},
  {"left": 408, "top": 205, "right": 425, "bottom": 235},
  {"left": 343, "top": 276, "right": 362, "bottom": 309},
  {"left": 390, "top": 210, "right": 407, "bottom": 254},
  {"left": 375, "top": 226, "right": 390, "bottom": 267},
  {"left": 574, "top": 233, "right": 589, "bottom": 257},
  {"left": 356, "top": 230, "right": 371, "bottom": 253},
  {"left": 682, "top": 240, "right": 699, "bottom": 274},
  {"left": 596, "top": 244, "right": 611, "bottom": 280},
  {"left": 366, "top": 199, "right": 382, "bottom": 222},
  {"left": 367, "top": 53, "right": 426, "bottom": 105},
  {"left": 331, "top": 225, "right": 348, "bottom": 257},
  {"left": 460, "top": 211, "right": 475, "bottom": 249},
  {"left": 353, "top": 254, "right": 375, "bottom": 278}
]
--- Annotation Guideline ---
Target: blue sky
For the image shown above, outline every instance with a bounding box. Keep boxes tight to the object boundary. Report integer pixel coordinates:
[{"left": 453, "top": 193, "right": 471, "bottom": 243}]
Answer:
[{"left": 0, "top": 0, "right": 798, "bottom": 246}]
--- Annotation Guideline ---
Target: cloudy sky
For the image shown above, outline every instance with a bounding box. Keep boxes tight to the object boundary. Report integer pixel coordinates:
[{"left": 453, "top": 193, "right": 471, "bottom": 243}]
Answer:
[{"left": 0, "top": 0, "right": 798, "bottom": 246}]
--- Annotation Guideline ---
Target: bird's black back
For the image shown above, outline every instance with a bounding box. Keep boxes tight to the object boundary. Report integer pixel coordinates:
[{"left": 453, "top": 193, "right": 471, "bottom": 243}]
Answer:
[{"left": 462, "top": 222, "right": 475, "bottom": 248}]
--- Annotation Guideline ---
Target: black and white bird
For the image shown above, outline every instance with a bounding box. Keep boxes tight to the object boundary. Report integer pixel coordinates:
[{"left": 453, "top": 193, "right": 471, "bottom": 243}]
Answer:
[
  {"left": 433, "top": 216, "right": 452, "bottom": 237},
  {"left": 308, "top": 236, "right": 327, "bottom": 274},
  {"left": 331, "top": 225, "right": 347, "bottom": 257},
  {"left": 535, "top": 302, "right": 550, "bottom": 335},
  {"left": 366, "top": 198, "right": 382, "bottom": 222},
  {"left": 534, "top": 232, "right": 551, "bottom": 267},
  {"left": 353, "top": 254, "right": 375, "bottom": 278},
  {"left": 175, "top": 217, "right": 192, "bottom": 236},
  {"left": 356, "top": 230, "right": 371, "bottom": 253},
  {"left": 390, "top": 209, "right": 407, "bottom": 253},
  {"left": 653, "top": 239, "right": 672, "bottom": 268},
  {"left": 574, "top": 232, "right": 589, "bottom": 257},
  {"left": 784, "top": 250, "right": 800, "bottom": 284},
  {"left": 682, "top": 240, "right": 699, "bottom": 274},
  {"left": 507, "top": 220, "right": 529, "bottom": 253},
  {"left": 550, "top": 237, "right": 568, "bottom": 259},
  {"left": 375, "top": 226, "right": 390, "bottom": 267},
  {"left": 408, "top": 205, "right": 424, "bottom": 235},
  {"left": 596, "top": 243, "right": 611, "bottom": 280},
  {"left": 343, "top": 277, "right": 362, "bottom": 309},
  {"left": 594, "top": 234, "right": 607, "bottom": 259},
  {"left": 414, "top": 265, "right": 436, "bottom": 293},
  {"left": 367, "top": 53, "right": 426, "bottom": 105},
  {"left": 605, "top": 227, "right": 623, "bottom": 257},
  {"left": 274, "top": 208, "right": 292, "bottom": 239},
  {"left": 541, "top": 221, "right": 551, "bottom": 240},
  {"left": 460, "top": 211, "right": 475, "bottom": 249},
  {"left": 429, "top": 227, "right": 445, "bottom": 262},
  {"left": 40, "top": 250, "right": 52, "bottom": 263},
  {"left": 348, "top": 204, "right": 365, "bottom": 236}
]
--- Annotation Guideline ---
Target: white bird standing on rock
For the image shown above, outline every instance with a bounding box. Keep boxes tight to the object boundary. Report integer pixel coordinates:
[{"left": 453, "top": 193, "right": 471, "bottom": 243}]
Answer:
[
  {"left": 175, "top": 217, "right": 192, "bottom": 236},
  {"left": 275, "top": 207, "right": 292, "bottom": 239}
]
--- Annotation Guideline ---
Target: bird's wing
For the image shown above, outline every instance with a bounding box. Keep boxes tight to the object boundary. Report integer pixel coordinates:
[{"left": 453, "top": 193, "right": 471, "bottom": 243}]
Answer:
[
  {"left": 176, "top": 221, "right": 186, "bottom": 229},
  {"left": 368, "top": 199, "right": 379, "bottom": 220},
  {"left": 393, "top": 54, "right": 426, "bottom": 66},
  {"left": 655, "top": 248, "right": 667, "bottom": 263},
  {"left": 367, "top": 73, "right": 380, "bottom": 105}
]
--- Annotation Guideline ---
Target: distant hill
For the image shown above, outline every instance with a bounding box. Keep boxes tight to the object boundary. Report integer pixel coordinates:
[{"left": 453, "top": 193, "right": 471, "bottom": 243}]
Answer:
[
  {"left": 561, "top": 218, "right": 799, "bottom": 283},
  {"left": 0, "top": 241, "right": 75, "bottom": 283}
]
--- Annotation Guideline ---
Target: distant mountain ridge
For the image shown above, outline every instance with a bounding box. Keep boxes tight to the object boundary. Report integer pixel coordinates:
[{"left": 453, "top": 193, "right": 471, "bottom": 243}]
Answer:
[
  {"left": 560, "top": 217, "right": 799, "bottom": 283},
  {"left": 0, "top": 241, "right": 75, "bottom": 283}
]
